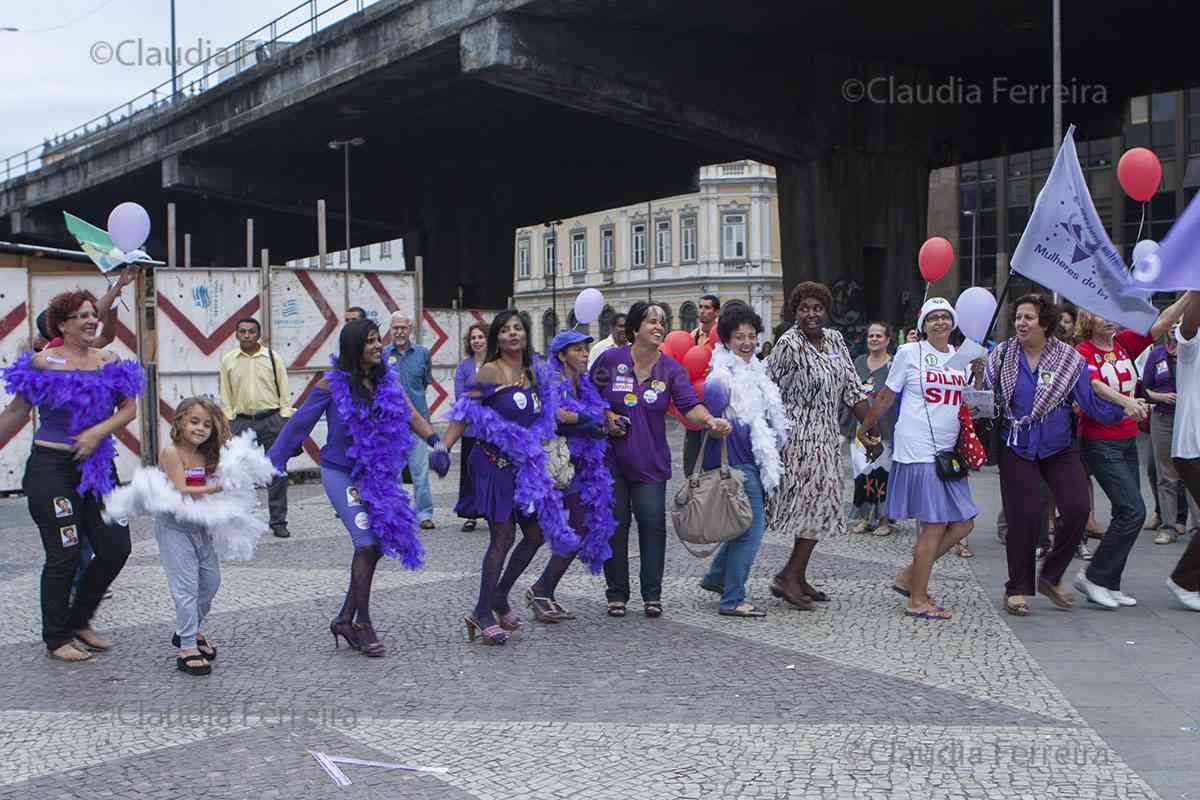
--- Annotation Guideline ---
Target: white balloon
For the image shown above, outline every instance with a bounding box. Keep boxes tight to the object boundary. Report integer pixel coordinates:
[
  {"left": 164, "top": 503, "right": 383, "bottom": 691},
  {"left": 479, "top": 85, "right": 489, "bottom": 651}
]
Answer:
[
  {"left": 1132, "top": 252, "right": 1163, "bottom": 284},
  {"left": 106, "top": 202, "right": 151, "bottom": 252},
  {"left": 573, "top": 288, "right": 605, "bottom": 324},
  {"left": 1132, "top": 239, "right": 1159, "bottom": 265}
]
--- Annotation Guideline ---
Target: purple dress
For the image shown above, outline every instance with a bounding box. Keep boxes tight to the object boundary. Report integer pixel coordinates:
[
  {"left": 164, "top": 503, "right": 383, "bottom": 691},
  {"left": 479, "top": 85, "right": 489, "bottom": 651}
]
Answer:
[{"left": 461, "top": 384, "right": 541, "bottom": 523}]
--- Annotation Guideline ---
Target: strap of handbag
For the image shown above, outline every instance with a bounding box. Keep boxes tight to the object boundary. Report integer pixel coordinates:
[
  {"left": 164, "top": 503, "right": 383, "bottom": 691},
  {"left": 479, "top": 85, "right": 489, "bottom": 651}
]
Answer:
[{"left": 267, "top": 346, "right": 284, "bottom": 411}]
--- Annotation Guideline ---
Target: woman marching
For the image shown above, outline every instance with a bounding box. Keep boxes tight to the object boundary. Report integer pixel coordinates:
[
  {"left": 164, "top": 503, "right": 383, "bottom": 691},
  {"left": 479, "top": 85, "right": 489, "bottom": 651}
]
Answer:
[
  {"left": 765, "top": 283, "right": 878, "bottom": 611},
  {"left": 0, "top": 290, "right": 143, "bottom": 661},
  {"left": 453, "top": 322, "right": 489, "bottom": 532},
  {"left": 524, "top": 329, "right": 615, "bottom": 622},
  {"left": 982, "top": 295, "right": 1132, "bottom": 616},
  {"left": 858, "top": 297, "right": 977, "bottom": 620},
  {"left": 847, "top": 322, "right": 896, "bottom": 536},
  {"left": 268, "top": 320, "right": 450, "bottom": 657},
  {"left": 441, "top": 310, "right": 580, "bottom": 644},
  {"left": 698, "top": 303, "right": 790, "bottom": 617},
  {"left": 589, "top": 301, "right": 731, "bottom": 619}
]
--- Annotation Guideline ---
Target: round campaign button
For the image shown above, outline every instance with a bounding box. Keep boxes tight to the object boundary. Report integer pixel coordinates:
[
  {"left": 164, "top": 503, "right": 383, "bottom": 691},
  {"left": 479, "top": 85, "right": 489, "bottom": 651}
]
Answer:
[
  {"left": 623, "top": 393, "right": 638, "bottom": 408},
  {"left": 354, "top": 512, "right": 370, "bottom": 529},
  {"left": 532, "top": 393, "right": 542, "bottom": 413},
  {"left": 617, "top": 363, "right": 628, "bottom": 374},
  {"left": 643, "top": 389, "right": 658, "bottom": 404},
  {"left": 513, "top": 392, "right": 528, "bottom": 410},
  {"left": 651, "top": 379, "right": 666, "bottom": 392}
]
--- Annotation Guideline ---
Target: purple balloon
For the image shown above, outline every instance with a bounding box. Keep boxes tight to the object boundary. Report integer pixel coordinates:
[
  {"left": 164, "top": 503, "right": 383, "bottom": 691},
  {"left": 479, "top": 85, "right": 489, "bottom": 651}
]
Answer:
[
  {"left": 955, "top": 286, "right": 997, "bottom": 344},
  {"left": 107, "top": 202, "right": 151, "bottom": 252}
]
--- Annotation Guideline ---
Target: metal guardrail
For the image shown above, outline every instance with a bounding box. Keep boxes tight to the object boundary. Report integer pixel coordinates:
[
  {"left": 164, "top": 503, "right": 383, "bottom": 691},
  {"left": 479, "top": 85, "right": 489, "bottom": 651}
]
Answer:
[{"left": 2, "top": 0, "right": 369, "bottom": 185}]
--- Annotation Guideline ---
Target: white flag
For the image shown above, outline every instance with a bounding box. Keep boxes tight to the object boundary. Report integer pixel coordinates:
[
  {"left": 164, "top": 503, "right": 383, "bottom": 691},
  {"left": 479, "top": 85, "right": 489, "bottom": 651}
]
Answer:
[{"left": 1010, "top": 126, "right": 1158, "bottom": 335}]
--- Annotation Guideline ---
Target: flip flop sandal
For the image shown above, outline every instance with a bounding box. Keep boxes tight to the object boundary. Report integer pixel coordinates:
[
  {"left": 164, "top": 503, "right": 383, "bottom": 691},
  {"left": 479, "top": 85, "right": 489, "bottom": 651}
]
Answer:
[
  {"left": 47, "top": 643, "right": 92, "bottom": 662},
  {"left": 719, "top": 604, "right": 767, "bottom": 618},
  {"left": 176, "top": 653, "right": 212, "bottom": 676},
  {"left": 173, "top": 633, "right": 217, "bottom": 661},
  {"left": 892, "top": 584, "right": 937, "bottom": 603},
  {"left": 1003, "top": 595, "right": 1031, "bottom": 617},
  {"left": 643, "top": 601, "right": 663, "bottom": 618},
  {"left": 904, "top": 605, "right": 952, "bottom": 620},
  {"left": 607, "top": 602, "right": 626, "bottom": 617}
]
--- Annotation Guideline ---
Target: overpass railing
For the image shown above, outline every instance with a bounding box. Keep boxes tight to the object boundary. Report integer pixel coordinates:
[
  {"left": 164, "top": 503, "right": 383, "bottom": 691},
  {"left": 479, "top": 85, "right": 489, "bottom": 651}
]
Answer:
[{"left": 2, "top": 0, "right": 371, "bottom": 186}]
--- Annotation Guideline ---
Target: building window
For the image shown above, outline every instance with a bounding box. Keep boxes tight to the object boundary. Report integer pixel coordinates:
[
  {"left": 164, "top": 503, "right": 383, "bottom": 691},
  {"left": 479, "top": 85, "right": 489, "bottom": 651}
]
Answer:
[
  {"left": 308, "top": 257, "right": 318, "bottom": 268},
  {"left": 679, "top": 301, "right": 698, "bottom": 332},
  {"left": 681, "top": 216, "right": 697, "bottom": 262},
  {"left": 655, "top": 219, "right": 671, "bottom": 265},
  {"left": 571, "top": 231, "right": 586, "bottom": 273},
  {"left": 658, "top": 303, "right": 674, "bottom": 330},
  {"left": 631, "top": 223, "right": 646, "bottom": 267},
  {"left": 722, "top": 214, "right": 746, "bottom": 260},
  {"left": 600, "top": 227, "right": 615, "bottom": 271},
  {"left": 380, "top": 240, "right": 392, "bottom": 258},
  {"left": 542, "top": 309, "right": 558, "bottom": 350},
  {"left": 339, "top": 249, "right": 349, "bottom": 265},
  {"left": 517, "top": 238, "right": 530, "bottom": 278},
  {"left": 359, "top": 246, "right": 370, "bottom": 263},
  {"left": 544, "top": 234, "right": 556, "bottom": 276}
]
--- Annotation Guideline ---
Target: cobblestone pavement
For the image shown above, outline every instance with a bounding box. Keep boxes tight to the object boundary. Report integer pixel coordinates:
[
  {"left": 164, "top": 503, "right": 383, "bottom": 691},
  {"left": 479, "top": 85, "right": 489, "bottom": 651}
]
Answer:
[{"left": 0, "top": 425, "right": 1193, "bottom": 799}]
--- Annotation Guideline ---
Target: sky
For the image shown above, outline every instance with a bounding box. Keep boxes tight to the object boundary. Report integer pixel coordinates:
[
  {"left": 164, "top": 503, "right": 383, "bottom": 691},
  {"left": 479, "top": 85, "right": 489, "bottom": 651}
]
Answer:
[{"left": 0, "top": 0, "right": 369, "bottom": 165}]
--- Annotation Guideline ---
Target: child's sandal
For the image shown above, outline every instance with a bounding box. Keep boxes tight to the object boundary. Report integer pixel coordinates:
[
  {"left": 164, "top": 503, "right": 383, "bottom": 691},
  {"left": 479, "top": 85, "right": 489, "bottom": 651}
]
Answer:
[{"left": 176, "top": 652, "right": 211, "bottom": 676}]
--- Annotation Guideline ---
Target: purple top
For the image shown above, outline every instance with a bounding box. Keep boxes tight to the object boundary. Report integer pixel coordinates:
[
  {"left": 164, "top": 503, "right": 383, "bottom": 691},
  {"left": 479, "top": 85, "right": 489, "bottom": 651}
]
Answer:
[
  {"left": 999, "top": 350, "right": 1124, "bottom": 460},
  {"left": 34, "top": 405, "right": 76, "bottom": 445},
  {"left": 267, "top": 387, "right": 354, "bottom": 471},
  {"left": 1141, "top": 345, "right": 1177, "bottom": 417},
  {"left": 476, "top": 383, "right": 541, "bottom": 443},
  {"left": 699, "top": 375, "right": 755, "bottom": 470},
  {"left": 454, "top": 357, "right": 482, "bottom": 436},
  {"left": 589, "top": 346, "right": 700, "bottom": 484}
]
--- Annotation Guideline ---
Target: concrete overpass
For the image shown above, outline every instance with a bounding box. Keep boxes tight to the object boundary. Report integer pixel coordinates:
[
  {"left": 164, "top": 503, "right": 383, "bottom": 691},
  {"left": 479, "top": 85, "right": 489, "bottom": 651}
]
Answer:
[{"left": 1, "top": 0, "right": 1195, "bottom": 318}]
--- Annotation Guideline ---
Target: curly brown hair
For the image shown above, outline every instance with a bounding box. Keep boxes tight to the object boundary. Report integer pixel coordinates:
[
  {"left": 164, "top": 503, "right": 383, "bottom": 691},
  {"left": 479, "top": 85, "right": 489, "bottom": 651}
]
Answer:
[
  {"left": 462, "top": 321, "right": 489, "bottom": 357},
  {"left": 787, "top": 281, "right": 833, "bottom": 319},
  {"left": 45, "top": 289, "right": 99, "bottom": 339},
  {"left": 169, "top": 397, "right": 231, "bottom": 470}
]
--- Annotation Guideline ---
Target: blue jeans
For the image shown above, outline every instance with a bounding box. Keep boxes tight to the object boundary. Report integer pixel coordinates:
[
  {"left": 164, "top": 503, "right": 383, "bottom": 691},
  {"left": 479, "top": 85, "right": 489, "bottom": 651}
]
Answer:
[
  {"left": 1081, "top": 437, "right": 1146, "bottom": 591},
  {"left": 702, "top": 464, "right": 765, "bottom": 611},
  {"left": 604, "top": 469, "right": 667, "bottom": 603},
  {"left": 406, "top": 437, "right": 434, "bottom": 523}
]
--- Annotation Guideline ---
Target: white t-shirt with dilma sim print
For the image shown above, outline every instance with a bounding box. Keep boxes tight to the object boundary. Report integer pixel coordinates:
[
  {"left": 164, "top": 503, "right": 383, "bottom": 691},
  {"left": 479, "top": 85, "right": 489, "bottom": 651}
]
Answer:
[{"left": 885, "top": 341, "right": 966, "bottom": 464}]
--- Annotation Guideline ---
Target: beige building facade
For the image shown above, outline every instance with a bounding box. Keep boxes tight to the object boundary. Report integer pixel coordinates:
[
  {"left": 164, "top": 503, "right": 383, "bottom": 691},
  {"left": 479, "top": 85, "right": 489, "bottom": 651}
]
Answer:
[{"left": 512, "top": 160, "right": 784, "bottom": 353}]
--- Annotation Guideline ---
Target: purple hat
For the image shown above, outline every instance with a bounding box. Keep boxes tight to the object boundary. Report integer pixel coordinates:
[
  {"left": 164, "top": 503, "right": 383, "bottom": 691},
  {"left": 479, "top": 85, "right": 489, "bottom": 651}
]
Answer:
[{"left": 549, "top": 329, "right": 593, "bottom": 357}]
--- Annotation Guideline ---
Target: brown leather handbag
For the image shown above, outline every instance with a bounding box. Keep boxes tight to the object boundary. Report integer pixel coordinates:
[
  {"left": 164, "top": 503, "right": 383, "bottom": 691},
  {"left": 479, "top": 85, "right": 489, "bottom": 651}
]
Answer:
[{"left": 671, "top": 430, "right": 752, "bottom": 557}]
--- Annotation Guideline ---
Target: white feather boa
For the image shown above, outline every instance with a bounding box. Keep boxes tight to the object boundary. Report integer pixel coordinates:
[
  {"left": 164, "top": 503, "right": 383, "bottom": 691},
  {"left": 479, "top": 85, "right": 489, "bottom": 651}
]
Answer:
[
  {"left": 102, "top": 431, "right": 279, "bottom": 561},
  {"left": 708, "top": 344, "right": 791, "bottom": 495}
]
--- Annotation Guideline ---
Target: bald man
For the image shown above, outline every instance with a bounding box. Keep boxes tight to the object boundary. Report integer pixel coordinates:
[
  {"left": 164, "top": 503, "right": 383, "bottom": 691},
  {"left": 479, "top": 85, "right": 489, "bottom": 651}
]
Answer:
[{"left": 383, "top": 312, "right": 436, "bottom": 528}]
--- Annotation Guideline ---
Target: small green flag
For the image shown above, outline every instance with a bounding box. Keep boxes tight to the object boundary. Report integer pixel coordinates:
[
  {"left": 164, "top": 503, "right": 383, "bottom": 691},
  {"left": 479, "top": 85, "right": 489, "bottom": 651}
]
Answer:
[{"left": 64, "top": 211, "right": 126, "bottom": 272}]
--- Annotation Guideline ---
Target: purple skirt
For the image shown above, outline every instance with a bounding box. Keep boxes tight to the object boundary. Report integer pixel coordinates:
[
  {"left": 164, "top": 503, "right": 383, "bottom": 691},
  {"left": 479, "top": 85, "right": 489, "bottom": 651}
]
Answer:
[
  {"left": 461, "top": 444, "right": 533, "bottom": 524},
  {"left": 883, "top": 461, "right": 978, "bottom": 524}
]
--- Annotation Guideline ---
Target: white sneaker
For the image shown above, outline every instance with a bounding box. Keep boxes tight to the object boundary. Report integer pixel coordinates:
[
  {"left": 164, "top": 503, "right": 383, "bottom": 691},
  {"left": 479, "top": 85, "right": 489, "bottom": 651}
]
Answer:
[
  {"left": 1076, "top": 542, "right": 1093, "bottom": 560},
  {"left": 1074, "top": 571, "right": 1118, "bottom": 609},
  {"left": 1166, "top": 578, "right": 1200, "bottom": 611},
  {"left": 1109, "top": 590, "right": 1137, "bottom": 607}
]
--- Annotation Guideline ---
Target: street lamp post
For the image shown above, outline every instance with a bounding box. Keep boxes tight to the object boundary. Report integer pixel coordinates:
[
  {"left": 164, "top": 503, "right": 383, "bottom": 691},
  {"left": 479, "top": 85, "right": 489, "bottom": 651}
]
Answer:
[
  {"left": 328, "top": 138, "right": 365, "bottom": 262},
  {"left": 963, "top": 210, "right": 978, "bottom": 286},
  {"left": 545, "top": 220, "right": 561, "bottom": 336}
]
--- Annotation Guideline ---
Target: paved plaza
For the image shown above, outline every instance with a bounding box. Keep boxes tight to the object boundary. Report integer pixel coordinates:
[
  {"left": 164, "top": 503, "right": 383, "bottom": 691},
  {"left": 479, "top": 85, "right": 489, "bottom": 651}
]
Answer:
[{"left": 0, "top": 425, "right": 1196, "bottom": 799}]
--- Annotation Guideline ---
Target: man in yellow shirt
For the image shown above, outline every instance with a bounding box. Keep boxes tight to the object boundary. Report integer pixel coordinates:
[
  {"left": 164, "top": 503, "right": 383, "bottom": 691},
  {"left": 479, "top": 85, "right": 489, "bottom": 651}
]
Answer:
[{"left": 218, "top": 317, "right": 293, "bottom": 538}]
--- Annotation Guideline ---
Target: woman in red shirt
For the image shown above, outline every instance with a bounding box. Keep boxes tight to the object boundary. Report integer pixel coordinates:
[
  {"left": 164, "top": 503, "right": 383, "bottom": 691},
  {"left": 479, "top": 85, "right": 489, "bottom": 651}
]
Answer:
[{"left": 1073, "top": 300, "right": 1186, "bottom": 608}]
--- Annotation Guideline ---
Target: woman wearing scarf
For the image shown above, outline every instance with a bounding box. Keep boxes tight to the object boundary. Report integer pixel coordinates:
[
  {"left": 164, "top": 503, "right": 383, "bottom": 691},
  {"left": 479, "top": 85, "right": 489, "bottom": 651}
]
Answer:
[
  {"left": 981, "top": 295, "right": 1130, "bottom": 616},
  {"left": 858, "top": 298, "right": 974, "bottom": 621},
  {"left": 441, "top": 310, "right": 580, "bottom": 644},
  {"left": 697, "top": 304, "right": 790, "bottom": 617},
  {"left": 268, "top": 320, "right": 450, "bottom": 657},
  {"left": 524, "top": 329, "right": 615, "bottom": 622}
]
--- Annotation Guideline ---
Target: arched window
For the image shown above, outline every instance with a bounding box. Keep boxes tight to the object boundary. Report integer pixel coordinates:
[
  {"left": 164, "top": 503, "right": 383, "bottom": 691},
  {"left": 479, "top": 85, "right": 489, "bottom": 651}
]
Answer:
[
  {"left": 599, "top": 305, "right": 615, "bottom": 339},
  {"left": 656, "top": 303, "right": 674, "bottom": 331},
  {"left": 679, "top": 301, "right": 698, "bottom": 333},
  {"left": 567, "top": 310, "right": 589, "bottom": 338},
  {"left": 542, "top": 309, "right": 558, "bottom": 353}
]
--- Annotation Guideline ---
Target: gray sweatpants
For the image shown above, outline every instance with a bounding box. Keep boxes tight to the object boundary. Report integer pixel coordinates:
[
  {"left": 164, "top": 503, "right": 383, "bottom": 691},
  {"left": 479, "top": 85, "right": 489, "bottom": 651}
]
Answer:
[{"left": 155, "top": 516, "right": 221, "bottom": 650}]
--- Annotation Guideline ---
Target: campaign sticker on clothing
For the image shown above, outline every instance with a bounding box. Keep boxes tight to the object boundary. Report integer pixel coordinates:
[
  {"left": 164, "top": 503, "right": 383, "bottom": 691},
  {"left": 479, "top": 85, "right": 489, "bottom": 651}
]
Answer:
[
  {"left": 345, "top": 486, "right": 363, "bottom": 507},
  {"left": 513, "top": 392, "right": 528, "bottom": 410},
  {"left": 651, "top": 379, "right": 667, "bottom": 392},
  {"left": 1157, "top": 360, "right": 1170, "bottom": 375},
  {"left": 532, "top": 392, "right": 542, "bottom": 413},
  {"left": 43, "top": 355, "right": 66, "bottom": 364},
  {"left": 613, "top": 378, "right": 635, "bottom": 393},
  {"left": 1039, "top": 370, "right": 1055, "bottom": 385},
  {"left": 59, "top": 525, "right": 79, "bottom": 548},
  {"left": 1105, "top": 351, "right": 1117, "bottom": 362},
  {"left": 388, "top": 354, "right": 398, "bottom": 366},
  {"left": 623, "top": 393, "right": 638, "bottom": 408},
  {"left": 52, "top": 497, "right": 72, "bottom": 518},
  {"left": 184, "top": 467, "right": 206, "bottom": 487},
  {"left": 643, "top": 389, "right": 658, "bottom": 405},
  {"left": 924, "top": 353, "right": 939, "bottom": 367},
  {"left": 617, "top": 363, "right": 628, "bottom": 374},
  {"left": 353, "top": 512, "right": 370, "bottom": 530}
]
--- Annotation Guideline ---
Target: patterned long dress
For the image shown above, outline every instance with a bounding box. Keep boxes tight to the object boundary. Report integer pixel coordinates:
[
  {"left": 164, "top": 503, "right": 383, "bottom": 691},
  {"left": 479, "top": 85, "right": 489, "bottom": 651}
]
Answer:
[{"left": 765, "top": 326, "right": 867, "bottom": 540}]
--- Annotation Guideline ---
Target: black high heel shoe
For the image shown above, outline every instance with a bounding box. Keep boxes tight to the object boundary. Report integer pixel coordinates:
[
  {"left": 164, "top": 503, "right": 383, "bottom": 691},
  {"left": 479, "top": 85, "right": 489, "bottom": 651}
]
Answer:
[
  {"left": 352, "top": 623, "right": 385, "bottom": 657},
  {"left": 329, "top": 620, "right": 361, "bottom": 651}
]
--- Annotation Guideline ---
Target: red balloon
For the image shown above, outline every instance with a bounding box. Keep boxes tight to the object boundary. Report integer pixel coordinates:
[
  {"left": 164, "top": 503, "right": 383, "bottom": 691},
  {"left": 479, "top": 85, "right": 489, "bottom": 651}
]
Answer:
[
  {"left": 682, "top": 345, "right": 712, "bottom": 380},
  {"left": 1118, "top": 147, "right": 1162, "bottom": 202},
  {"left": 918, "top": 237, "right": 954, "bottom": 283},
  {"left": 662, "top": 330, "right": 693, "bottom": 361}
]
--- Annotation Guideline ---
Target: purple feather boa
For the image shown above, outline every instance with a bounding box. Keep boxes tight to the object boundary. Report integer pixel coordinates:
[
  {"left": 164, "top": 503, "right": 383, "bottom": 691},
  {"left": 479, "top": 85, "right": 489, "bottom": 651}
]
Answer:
[
  {"left": 448, "top": 362, "right": 580, "bottom": 557},
  {"left": 553, "top": 366, "right": 614, "bottom": 573},
  {"left": 324, "top": 358, "right": 423, "bottom": 568},
  {"left": 2, "top": 352, "right": 144, "bottom": 497}
]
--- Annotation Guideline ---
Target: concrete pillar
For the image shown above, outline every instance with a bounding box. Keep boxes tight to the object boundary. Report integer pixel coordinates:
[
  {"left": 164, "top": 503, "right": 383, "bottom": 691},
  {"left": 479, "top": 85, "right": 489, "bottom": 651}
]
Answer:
[{"left": 777, "top": 151, "right": 929, "bottom": 330}]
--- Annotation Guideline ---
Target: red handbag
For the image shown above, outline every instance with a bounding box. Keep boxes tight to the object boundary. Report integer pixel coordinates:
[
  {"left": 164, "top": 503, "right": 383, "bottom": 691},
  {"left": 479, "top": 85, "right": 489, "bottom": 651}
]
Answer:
[{"left": 956, "top": 404, "right": 987, "bottom": 470}]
